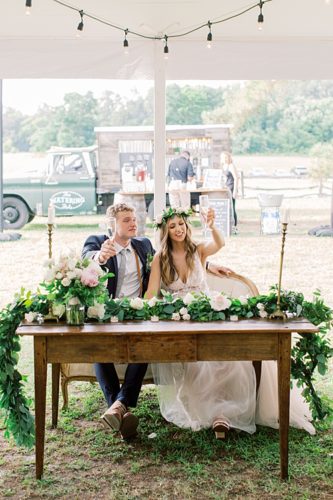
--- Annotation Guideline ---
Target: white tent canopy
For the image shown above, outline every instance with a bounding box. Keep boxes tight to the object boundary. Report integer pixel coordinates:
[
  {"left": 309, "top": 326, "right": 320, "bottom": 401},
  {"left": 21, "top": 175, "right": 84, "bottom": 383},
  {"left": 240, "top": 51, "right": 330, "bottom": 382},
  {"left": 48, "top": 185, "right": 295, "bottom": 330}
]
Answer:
[{"left": 1, "top": 0, "right": 333, "bottom": 79}]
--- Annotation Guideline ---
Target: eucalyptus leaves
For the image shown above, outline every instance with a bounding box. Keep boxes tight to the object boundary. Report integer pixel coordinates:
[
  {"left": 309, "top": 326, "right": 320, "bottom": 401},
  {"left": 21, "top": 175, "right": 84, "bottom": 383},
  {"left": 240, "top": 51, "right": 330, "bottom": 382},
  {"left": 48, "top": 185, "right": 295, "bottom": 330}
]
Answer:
[{"left": 0, "top": 286, "right": 332, "bottom": 448}]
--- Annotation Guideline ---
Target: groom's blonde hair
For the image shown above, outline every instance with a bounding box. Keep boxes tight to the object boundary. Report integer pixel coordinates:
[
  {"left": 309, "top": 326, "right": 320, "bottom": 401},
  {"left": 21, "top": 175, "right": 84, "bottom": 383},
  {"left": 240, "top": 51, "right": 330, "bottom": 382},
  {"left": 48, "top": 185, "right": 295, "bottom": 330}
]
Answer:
[{"left": 158, "top": 216, "right": 197, "bottom": 286}]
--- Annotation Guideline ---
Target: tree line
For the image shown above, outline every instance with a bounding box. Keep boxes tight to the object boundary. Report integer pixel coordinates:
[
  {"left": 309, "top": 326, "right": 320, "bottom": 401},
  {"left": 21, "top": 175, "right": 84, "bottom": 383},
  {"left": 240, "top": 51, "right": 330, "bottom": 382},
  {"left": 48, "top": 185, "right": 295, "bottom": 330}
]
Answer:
[{"left": 4, "top": 81, "right": 333, "bottom": 162}]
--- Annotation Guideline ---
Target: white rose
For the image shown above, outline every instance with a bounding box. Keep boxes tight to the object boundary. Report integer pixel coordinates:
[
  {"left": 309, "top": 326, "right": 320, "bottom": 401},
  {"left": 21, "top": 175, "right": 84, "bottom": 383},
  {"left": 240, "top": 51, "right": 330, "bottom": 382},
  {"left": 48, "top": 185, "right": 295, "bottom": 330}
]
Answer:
[
  {"left": 183, "top": 293, "right": 195, "bottom": 305},
  {"left": 256, "top": 302, "right": 265, "bottom": 310},
  {"left": 148, "top": 296, "right": 159, "bottom": 307},
  {"left": 172, "top": 312, "right": 181, "bottom": 321},
  {"left": 150, "top": 315, "right": 160, "bottom": 322},
  {"left": 87, "top": 303, "right": 105, "bottom": 320},
  {"left": 61, "top": 277, "right": 71, "bottom": 287},
  {"left": 130, "top": 297, "right": 144, "bottom": 310},
  {"left": 110, "top": 316, "right": 119, "bottom": 323},
  {"left": 25, "top": 312, "right": 36, "bottom": 323},
  {"left": 68, "top": 296, "right": 80, "bottom": 305},
  {"left": 209, "top": 294, "right": 231, "bottom": 311},
  {"left": 259, "top": 310, "right": 268, "bottom": 318},
  {"left": 156, "top": 215, "right": 163, "bottom": 224},
  {"left": 179, "top": 307, "right": 188, "bottom": 316},
  {"left": 230, "top": 315, "right": 239, "bottom": 322},
  {"left": 66, "top": 271, "right": 77, "bottom": 280},
  {"left": 239, "top": 296, "right": 248, "bottom": 305},
  {"left": 56, "top": 272, "right": 63, "bottom": 280},
  {"left": 52, "top": 303, "right": 65, "bottom": 318},
  {"left": 183, "top": 313, "right": 191, "bottom": 321}
]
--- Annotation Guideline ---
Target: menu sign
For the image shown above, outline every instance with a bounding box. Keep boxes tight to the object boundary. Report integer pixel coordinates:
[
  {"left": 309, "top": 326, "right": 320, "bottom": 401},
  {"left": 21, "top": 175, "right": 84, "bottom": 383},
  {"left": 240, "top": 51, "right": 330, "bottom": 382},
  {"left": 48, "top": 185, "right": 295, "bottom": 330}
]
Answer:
[
  {"left": 203, "top": 169, "right": 223, "bottom": 188},
  {"left": 207, "top": 198, "right": 230, "bottom": 236}
]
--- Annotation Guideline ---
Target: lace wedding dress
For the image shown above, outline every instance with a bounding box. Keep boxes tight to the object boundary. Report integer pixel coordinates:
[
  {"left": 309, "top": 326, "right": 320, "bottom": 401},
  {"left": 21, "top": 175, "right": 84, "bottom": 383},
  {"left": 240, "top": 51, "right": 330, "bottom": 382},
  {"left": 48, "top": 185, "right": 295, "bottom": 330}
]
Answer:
[{"left": 153, "top": 251, "right": 315, "bottom": 435}]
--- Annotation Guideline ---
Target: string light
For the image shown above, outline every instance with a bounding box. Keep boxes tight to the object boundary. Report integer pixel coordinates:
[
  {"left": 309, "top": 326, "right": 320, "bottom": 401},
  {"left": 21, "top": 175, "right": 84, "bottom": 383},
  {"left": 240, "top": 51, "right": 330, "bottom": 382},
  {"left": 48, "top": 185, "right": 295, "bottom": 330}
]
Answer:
[
  {"left": 123, "top": 29, "right": 129, "bottom": 55},
  {"left": 164, "top": 35, "right": 169, "bottom": 60},
  {"left": 206, "top": 21, "right": 212, "bottom": 49},
  {"left": 77, "top": 9, "right": 84, "bottom": 34},
  {"left": 47, "top": 1, "right": 272, "bottom": 49},
  {"left": 258, "top": 1, "right": 264, "bottom": 30},
  {"left": 25, "top": 0, "right": 32, "bottom": 16}
]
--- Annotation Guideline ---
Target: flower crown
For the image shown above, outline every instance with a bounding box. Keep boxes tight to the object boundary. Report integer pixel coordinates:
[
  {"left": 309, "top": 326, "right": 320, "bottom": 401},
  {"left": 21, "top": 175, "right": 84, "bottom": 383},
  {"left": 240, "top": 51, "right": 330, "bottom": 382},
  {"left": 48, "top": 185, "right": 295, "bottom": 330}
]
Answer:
[{"left": 153, "top": 207, "right": 192, "bottom": 229}]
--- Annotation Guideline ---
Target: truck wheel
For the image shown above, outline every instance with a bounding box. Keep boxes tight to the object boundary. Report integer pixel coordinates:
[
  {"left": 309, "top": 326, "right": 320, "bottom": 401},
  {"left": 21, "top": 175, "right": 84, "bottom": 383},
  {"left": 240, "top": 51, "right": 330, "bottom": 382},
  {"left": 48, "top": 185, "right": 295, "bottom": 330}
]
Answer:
[{"left": 3, "top": 197, "right": 30, "bottom": 229}]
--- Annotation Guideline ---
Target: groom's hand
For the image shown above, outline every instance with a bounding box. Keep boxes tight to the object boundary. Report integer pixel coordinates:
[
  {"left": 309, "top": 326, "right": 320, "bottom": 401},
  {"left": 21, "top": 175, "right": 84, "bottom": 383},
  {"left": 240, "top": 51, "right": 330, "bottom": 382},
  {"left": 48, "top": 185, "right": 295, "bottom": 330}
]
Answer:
[{"left": 98, "top": 238, "right": 117, "bottom": 263}]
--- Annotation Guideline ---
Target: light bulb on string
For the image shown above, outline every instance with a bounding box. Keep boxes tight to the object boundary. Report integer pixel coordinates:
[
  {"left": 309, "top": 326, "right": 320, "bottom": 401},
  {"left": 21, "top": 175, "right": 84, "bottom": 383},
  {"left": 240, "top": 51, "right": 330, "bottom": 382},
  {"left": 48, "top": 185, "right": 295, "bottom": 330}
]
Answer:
[
  {"left": 123, "top": 29, "right": 129, "bottom": 54},
  {"left": 164, "top": 35, "right": 169, "bottom": 60},
  {"left": 76, "top": 10, "right": 84, "bottom": 37},
  {"left": 206, "top": 21, "right": 212, "bottom": 49},
  {"left": 258, "top": 1, "right": 264, "bottom": 30},
  {"left": 25, "top": 0, "right": 32, "bottom": 15}
]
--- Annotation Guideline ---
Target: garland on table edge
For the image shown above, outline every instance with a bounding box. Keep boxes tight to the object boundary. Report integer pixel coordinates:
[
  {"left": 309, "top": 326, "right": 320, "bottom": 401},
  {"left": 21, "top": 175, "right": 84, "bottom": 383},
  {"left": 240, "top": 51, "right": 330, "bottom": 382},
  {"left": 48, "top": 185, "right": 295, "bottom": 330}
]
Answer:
[{"left": 0, "top": 286, "right": 332, "bottom": 448}]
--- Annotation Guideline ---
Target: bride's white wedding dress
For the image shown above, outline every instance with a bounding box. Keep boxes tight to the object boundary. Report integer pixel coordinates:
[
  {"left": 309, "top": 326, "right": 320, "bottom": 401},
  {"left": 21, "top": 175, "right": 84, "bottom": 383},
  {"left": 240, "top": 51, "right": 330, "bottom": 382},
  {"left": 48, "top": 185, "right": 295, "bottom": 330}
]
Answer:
[{"left": 153, "top": 251, "right": 315, "bottom": 435}]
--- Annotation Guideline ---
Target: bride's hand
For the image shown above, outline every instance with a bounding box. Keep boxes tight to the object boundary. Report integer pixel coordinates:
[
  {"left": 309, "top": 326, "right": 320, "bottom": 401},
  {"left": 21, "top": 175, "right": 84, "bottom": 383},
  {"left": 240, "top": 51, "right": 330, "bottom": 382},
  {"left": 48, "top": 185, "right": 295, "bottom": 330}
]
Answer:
[{"left": 206, "top": 208, "right": 216, "bottom": 229}]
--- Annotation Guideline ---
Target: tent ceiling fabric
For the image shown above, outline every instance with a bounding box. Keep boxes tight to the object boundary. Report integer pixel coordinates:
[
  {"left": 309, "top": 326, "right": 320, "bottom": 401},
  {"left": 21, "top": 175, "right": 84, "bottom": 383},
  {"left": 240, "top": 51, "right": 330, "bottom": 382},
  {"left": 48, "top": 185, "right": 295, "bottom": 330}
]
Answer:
[{"left": 1, "top": 0, "right": 333, "bottom": 79}]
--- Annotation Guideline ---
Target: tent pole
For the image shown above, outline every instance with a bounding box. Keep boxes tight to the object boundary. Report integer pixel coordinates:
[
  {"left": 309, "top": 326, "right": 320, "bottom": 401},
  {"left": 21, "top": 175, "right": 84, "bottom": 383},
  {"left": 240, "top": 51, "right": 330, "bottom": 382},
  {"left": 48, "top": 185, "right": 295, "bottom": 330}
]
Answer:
[
  {"left": 153, "top": 41, "right": 166, "bottom": 221},
  {"left": 0, "top": 79, "right": 3, "bottom": 233}
]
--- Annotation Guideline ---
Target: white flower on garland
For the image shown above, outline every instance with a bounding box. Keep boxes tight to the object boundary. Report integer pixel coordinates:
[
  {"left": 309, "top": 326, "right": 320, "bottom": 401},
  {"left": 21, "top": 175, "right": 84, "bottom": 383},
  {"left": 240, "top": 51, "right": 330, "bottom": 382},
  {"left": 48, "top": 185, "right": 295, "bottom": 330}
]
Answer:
[
  {"left": 87, "top": 302, "right": 105, "bottom": 320},
  {"left": 110, "top": 316, "right": 119, "bottom": 323},
  {"left": 172, "top": 312, "right": 181, "bottom": 321},
  {"left": 150, "top": 315, "right": 160, "bottom": 322},
  {"left": 183, "top": 293, "right": 195, "bottom": 305},
  {"left": 61, "top": 277, "right": 71, "bottom": 287},
  {"left": 179, "top": 307, "right": 188, "bottom": 315},
  {"left": 148, "top": 296, "right": 159, "bottom": 307},
  {"left": 209, "top": 292, "right": 231, "bottom": 311},
  {"left": 52, "top": 303, "right": 65, "bottom": 318},
  {"left": 256, "top": 302, "right": 265, "bottom": 311},
  {"left": 130, "top": 297, "right": 144, "bottom": 310},
  {"left": 183, "top": 313, "right": 191, "bottom": 321},
  {"left": 25, "top": 312, "right": 36, "bottom": 323},
  {"left": 230, "top": 315, "right": 239, "bottom": 322},
  {"left": 259, "top": 310, "right": 268, "bottom": 318},
  {"left": 239, "top": 296, "right": 248, "bottom": 305}
]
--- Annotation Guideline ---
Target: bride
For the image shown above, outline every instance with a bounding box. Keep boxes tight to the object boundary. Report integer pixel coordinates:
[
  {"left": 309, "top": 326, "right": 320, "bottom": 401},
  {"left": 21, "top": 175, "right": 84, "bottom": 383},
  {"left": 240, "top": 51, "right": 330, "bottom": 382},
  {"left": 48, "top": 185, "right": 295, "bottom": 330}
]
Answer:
[
  {"left": 146, "top": 207, "right": 257, "bottom": 436},
  {"left": 146, "top": 207, "right": 315, "bottom": 437}
]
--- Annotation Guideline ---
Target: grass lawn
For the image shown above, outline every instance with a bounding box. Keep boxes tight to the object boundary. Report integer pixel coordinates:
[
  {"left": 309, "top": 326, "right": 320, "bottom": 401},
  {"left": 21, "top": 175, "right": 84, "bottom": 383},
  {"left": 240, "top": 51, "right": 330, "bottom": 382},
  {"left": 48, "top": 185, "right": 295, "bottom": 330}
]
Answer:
[{"left": 0, "top": 194, "right": 332, "bottom": 498}]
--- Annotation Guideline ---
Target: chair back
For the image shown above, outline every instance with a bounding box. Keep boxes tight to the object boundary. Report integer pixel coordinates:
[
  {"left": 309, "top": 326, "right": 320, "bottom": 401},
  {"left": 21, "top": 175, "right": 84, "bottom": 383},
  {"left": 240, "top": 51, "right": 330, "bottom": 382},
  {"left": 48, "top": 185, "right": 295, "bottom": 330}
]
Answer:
[{"left": 206, "top": 271, "right": 259, "bottom": 298}]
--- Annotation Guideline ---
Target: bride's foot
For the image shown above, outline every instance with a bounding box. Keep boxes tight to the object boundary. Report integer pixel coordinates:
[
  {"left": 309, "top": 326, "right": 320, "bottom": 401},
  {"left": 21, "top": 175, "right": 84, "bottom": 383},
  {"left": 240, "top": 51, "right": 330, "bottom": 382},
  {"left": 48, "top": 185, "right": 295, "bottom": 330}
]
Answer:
[{"left": 212, "top": 417, "right": 230, "bottom": 440}]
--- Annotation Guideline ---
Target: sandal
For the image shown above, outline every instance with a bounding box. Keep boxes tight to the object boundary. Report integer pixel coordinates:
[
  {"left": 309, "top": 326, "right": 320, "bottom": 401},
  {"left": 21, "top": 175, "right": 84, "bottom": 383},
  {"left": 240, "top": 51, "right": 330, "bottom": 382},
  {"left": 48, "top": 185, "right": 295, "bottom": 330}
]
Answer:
[{"left": 212, "top": 417, "right": 230, "bottom": 440}]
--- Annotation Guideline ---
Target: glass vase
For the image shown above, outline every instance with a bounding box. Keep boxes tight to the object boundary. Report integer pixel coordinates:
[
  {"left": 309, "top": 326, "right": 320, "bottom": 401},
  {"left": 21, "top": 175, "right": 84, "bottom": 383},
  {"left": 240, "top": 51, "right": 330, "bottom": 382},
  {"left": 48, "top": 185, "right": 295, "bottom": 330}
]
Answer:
[{"left": 66, "top": 303, "right": 85, "bottom": 326}]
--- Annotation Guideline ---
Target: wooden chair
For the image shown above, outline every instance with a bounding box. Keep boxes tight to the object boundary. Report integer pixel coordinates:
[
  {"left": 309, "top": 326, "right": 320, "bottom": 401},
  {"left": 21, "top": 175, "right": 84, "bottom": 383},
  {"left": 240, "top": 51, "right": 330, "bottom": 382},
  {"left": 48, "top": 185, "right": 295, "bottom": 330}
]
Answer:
[{"left": 60, "top": 271, "right": 260, "bottom": 408}]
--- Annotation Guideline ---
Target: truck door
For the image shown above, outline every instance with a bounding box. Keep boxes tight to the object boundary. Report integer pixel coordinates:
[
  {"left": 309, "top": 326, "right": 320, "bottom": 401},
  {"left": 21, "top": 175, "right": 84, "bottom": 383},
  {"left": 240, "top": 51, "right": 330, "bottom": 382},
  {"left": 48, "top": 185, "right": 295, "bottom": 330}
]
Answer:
[{"left": 41, "top": 152, "right": 96, "bottom": 216}]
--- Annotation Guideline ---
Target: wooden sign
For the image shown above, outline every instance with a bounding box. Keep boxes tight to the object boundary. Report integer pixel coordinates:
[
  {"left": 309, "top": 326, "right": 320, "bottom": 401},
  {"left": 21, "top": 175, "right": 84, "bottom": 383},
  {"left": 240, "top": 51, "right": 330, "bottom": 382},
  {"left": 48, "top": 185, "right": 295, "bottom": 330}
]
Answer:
[{"left": 203, "top": 169, "right": 223, "bottom": 188}]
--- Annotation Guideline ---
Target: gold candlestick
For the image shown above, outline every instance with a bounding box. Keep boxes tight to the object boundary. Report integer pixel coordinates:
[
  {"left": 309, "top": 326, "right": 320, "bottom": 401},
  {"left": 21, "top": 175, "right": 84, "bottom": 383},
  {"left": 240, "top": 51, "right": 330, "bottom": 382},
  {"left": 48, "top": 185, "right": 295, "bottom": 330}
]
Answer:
[
  {"left": 44, "top": 222, "right": 58, "bottom": 321},
  {"left": 270, "top": 222, "right": 288, "bottom": 320}
]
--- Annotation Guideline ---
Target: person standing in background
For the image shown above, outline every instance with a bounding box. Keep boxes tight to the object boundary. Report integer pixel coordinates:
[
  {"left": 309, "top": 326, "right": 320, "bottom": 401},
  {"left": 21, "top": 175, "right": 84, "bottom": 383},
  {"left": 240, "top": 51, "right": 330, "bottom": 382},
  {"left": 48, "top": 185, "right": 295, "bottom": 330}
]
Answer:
[
  {"left": 220, "top": 151, "right": 239, "bottom": 234},
  {"left": 167, "top": 150, "right": 194, "bottom": 209}
]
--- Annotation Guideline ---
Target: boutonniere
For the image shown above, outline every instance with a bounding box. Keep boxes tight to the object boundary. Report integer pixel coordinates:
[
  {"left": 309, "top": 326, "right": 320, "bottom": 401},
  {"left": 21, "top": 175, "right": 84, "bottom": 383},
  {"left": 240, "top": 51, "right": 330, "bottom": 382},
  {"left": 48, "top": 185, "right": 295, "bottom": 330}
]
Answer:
[{"left": 146, "top": 253, "right": 154, "bottom": 272}]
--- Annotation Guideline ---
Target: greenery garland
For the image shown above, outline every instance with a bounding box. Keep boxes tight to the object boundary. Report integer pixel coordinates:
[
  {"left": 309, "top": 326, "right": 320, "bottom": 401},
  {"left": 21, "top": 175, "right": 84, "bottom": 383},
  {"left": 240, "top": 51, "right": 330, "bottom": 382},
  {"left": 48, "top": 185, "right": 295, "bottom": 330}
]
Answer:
[{"left": 0, "top": 286, "right": 332, "bottom": 448}]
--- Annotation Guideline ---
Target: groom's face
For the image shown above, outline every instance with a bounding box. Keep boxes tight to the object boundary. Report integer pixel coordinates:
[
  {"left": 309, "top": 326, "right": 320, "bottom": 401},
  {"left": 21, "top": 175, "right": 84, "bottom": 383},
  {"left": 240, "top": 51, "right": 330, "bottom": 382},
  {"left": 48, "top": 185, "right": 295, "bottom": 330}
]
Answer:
[{"left": 116, "top": 210, "right": 138, "bottom": 239}]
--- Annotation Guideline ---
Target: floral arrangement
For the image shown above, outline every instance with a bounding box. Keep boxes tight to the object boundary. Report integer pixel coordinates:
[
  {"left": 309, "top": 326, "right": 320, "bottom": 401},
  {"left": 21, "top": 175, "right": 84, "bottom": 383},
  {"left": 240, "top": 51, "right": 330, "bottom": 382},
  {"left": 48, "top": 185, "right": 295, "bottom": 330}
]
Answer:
[
  {"left": 39, "top": 251, "right": 113, "bottom": 321},
  {"left": 153, "top": 207, "right": 193, "bottom": 229},
  {"left": 0, "top": 282, "right": 332, "bottom": 448}
]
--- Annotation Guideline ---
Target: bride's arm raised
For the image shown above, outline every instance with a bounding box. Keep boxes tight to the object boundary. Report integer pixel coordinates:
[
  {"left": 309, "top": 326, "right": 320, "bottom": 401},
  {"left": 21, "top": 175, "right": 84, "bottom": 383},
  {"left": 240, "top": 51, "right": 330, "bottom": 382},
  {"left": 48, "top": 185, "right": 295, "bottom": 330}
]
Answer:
[
  {"left": 145, "top": 254, "right": 161, "bottom": 299},
  {"left": 198, "top": 208, "right": 225, "bottom": 261}
]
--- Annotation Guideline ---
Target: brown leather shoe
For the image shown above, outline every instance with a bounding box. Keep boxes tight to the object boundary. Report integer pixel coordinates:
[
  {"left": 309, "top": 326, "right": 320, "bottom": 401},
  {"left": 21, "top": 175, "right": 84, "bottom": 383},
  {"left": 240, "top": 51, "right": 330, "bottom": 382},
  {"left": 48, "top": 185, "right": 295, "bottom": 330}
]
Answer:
[
  {"left": 212, "top": 417, "right": 230, "bottom": 440},
  {"left": 120, "top": 412, "right": 139, "bottom": 439},
  {"left": 101, "top": 400, "right": 127, "bottom": 431}
]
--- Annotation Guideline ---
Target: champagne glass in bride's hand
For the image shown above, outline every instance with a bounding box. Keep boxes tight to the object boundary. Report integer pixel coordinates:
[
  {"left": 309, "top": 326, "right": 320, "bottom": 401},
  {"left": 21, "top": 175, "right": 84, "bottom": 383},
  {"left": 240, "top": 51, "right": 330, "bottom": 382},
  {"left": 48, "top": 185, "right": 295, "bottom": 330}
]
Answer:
[
  {"left": 107, "top": 217, "right": 117, "bottom": 238},
  {"left": 199, "top": 195, "right": 209, "bottom": 238}
]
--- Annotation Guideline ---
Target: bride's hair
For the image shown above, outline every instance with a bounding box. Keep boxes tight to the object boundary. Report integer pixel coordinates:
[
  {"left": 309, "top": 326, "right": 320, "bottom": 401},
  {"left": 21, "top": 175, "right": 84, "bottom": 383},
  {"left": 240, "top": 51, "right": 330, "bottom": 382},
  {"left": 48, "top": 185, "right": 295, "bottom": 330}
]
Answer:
[{"left": 159, "top": 217, "right": 197, "bottom": 286}]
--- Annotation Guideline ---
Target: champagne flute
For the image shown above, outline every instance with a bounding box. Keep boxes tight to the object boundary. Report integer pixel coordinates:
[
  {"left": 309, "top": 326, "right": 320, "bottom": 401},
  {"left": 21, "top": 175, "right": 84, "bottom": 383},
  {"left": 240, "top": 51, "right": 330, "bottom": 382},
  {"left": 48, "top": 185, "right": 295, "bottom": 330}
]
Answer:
[
  {"left": 107, "top": 217, "right": 117, "bottom": 238},
  {"left": 199, "top": 195, "right": 209, "bottom": 239}
]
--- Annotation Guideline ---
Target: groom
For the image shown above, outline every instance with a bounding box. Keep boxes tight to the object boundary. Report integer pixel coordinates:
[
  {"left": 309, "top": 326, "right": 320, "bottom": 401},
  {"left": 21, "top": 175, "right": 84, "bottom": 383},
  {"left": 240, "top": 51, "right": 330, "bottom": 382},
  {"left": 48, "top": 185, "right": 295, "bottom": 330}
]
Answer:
[
  {"left": 82, "top": 202, "right": 154, "bottom": 439},
  {"left": 83, "top": 202, "right": 233, "bottom": 439}
]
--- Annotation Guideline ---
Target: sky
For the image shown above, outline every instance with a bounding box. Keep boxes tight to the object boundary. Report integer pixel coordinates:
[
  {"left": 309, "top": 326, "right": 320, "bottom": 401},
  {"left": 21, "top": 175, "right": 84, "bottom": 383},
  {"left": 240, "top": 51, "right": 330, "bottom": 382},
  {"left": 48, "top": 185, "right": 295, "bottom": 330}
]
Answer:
[{"left": 2, "top": 79, "right": 229, "bottom": 115}]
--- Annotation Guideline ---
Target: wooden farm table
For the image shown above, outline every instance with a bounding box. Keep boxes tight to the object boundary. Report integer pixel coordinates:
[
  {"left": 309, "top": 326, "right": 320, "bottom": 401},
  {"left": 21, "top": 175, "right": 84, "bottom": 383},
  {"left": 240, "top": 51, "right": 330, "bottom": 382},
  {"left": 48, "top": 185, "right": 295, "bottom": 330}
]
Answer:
[{"left": 17, "top": 318, "right": 318, "bottom": 480}]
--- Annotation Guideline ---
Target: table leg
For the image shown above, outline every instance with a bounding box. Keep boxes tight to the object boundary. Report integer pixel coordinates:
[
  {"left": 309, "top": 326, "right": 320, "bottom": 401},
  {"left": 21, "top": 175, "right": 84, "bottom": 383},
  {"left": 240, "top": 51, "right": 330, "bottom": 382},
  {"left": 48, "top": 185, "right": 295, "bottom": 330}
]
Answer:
[
  {"left": 34, "top": 336, "right": 47, "bottom": 480},
  {"left": 52, "top": 364, "right": 60, "bottom": 429},
  {"left": 278, "top": 332, "right": 291, "bottom": 480}
]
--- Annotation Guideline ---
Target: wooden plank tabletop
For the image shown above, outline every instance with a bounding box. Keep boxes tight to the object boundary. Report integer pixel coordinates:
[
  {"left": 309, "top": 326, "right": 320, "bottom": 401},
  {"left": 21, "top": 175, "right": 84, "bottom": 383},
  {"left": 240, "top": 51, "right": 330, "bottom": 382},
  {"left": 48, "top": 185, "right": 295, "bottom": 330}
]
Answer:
[{"left": 17, "top": 318, "right": 319, "bottom": 337}]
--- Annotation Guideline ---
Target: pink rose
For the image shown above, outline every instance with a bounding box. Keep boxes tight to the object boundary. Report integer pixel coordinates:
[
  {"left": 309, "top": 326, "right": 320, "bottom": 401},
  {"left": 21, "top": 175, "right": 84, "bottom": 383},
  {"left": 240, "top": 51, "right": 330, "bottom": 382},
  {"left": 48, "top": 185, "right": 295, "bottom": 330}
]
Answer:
[{"left": 80, "top": 268, "right": 99, "bottom": 287}]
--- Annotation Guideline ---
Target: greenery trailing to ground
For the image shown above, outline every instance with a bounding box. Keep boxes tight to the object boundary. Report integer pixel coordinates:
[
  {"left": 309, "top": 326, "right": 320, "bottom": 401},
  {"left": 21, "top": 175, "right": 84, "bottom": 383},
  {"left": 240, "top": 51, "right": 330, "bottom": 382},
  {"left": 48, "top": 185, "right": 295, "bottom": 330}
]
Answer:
[{"left": 0, "top": 286, "right": 332, "bottom": 448}]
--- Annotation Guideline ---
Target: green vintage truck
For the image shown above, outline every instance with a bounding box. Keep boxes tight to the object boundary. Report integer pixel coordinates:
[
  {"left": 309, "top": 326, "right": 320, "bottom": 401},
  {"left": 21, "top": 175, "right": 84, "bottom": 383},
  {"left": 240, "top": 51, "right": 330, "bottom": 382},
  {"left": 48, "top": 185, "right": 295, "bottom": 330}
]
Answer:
[{"left": 2, "top": 146, "right": 115, "bottom": 229}]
